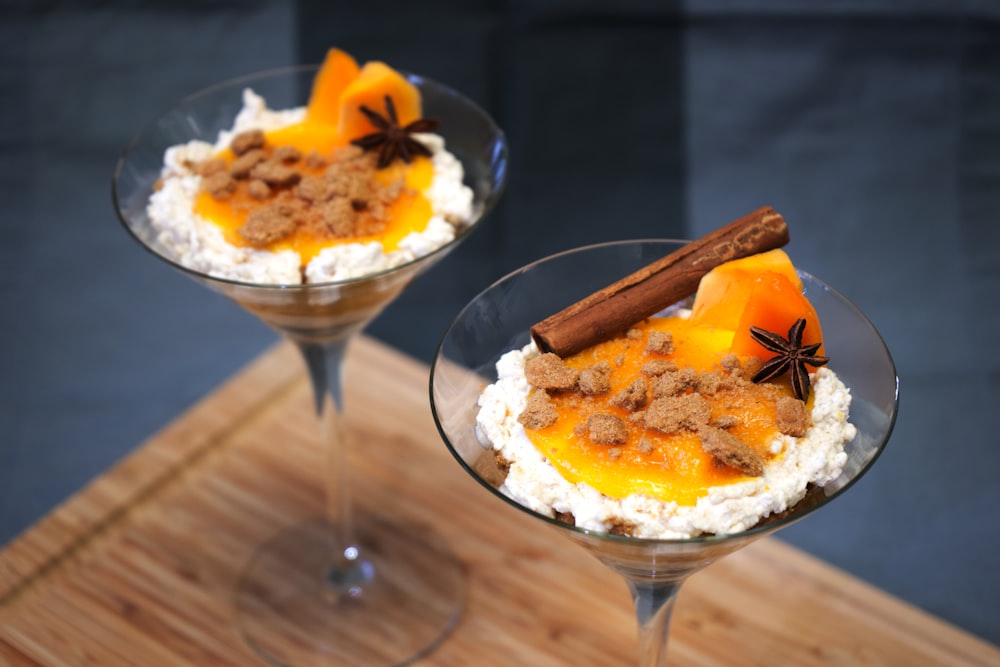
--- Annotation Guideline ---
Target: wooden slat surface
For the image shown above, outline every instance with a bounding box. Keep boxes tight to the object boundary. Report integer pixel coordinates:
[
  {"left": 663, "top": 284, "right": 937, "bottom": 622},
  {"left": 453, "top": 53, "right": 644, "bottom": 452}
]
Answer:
[{"left": 0, "top": 337, "right": 996, "bottom": 666}]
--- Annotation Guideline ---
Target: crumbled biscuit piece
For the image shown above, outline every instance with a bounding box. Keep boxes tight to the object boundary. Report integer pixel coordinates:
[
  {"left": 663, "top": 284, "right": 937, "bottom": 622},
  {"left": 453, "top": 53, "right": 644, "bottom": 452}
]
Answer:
[
  {"left": 776, "top": 396, "right": 809, "bottom": 437},
  {"left": 578, "top": 361, "right": 612, "bottom": 395},
  {"left": 719, "top": 354, "right": 742, "bottom": 373},
  {"left": 518, "top": 391, "right": 558, "bottom": 430},
  {"left": 607, "top": 447, "right": 622, "bottom": 460},
  {"left": 615, "top": 354, "right": 625, "bottom": 367},
  {"left": 238, "top": 204, "right": 297, "bottom": 245},
  {"left": 230, "top": 129, "right": 266, "bottom": 156},
  {"left": 644, "top": 394, "right": 711, "bottom": 434},
  {"left": 736, "top": 356, "right": 764, "bottom": 380},
  {"left": 317, "top": 197, "right": 357, "bottom": 237},
  {"left": 641, "top": 359, "right": 678, "bottom": 377},
  {"left": 192, "top": 158, "right": 227, "bottom": 176},
  {"left": 626, "top": 328, "right": 643, "bottom": 339},
  {"left": 304, "top": 150, "right": 327, "bottom": 170},
  {"left": 273, "top": 145, "right": 302, "bottom": 163},
  {"left": 296, "top": 175, "right": 335, "bottom": 203},
  {"left": 247, "top": 179, "right": 271, "bottom": 200},
  {"left": 202, "top": 172, "right": 236, "bottom": 200},
  {"left": 611, "top": 377, "right": 649, "bottom": 412},
  {"left": 587, "top": 413, "right": 628, "bottom": 445},
  {"left": 251, "top": 160, "right": 302, "bottom": 187},
  {"left": 525, "top": 353, "right": 579, "bottom": 391},
  {"left": 712, "top": 414, "right": 741, "bottom": 430},
  {"left": 697, "top": 371, "right": 722, "bottom": 396},
  {"left": 698, "top": 426, "right": 764, "bottom": 476},
  {"left": 230, "top": 148, "right": 267, "bottom": 179},
  {"left": 652, "top": 367, "right": 698, "bottom": 398},
  {"left": 646, "top": 331, "right": 674, "bottom": 355},
  {"left": 573, "top": 422, "right": 588, "bottom": 438}
]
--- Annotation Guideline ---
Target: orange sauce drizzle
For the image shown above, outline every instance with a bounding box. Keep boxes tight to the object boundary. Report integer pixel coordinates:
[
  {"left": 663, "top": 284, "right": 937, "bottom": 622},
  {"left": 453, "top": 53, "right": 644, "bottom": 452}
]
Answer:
[
  {"left": 192, "top": 122, "right": 435, "bottom": 265},
  {"left": 526, "top": 318, "right": 796, "bottom": 506}
]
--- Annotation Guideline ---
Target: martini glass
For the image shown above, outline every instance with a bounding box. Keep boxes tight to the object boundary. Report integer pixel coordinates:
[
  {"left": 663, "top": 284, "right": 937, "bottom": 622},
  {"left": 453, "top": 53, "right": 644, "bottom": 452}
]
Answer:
[
  {"left": 113, "top": 65, "right": 507, "bottom": 666},
  {"left": 430, "top": 240, "right": 897, "bottom": 666}
]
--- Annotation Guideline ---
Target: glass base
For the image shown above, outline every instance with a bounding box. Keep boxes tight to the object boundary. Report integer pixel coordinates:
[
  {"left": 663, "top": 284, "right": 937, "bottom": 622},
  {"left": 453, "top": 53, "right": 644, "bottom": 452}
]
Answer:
[{"left": 236, "top": 516, "right": 466, "bottom": 667}]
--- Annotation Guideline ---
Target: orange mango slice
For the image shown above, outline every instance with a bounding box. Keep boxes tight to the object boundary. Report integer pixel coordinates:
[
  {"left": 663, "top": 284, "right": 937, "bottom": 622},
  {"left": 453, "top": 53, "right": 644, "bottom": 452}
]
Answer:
[
  {"left": 729, "top": 271, "right": 824, "bottom": 361},
  {"left": 337, "top": 61, "right": 422, "bottom": 140},
  {"left": 306, "top": 48, "right": 361, "bottom": 126},
  {"left": 690, "top": 249, "right": 802, "bottom": 330}
]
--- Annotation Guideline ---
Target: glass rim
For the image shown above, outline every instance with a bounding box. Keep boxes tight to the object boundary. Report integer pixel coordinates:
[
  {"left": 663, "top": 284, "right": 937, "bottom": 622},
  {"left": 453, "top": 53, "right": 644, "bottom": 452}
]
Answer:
[
  {"left": 111, "top": 63, "right": 508, "bottom": 292},
  {"left": 429, "top": 237, "right": 899, "bottom": 546}
]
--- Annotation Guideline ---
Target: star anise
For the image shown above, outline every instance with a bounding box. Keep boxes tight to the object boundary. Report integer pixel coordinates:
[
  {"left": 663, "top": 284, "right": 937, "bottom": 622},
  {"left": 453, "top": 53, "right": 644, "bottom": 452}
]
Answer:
[
  {"left": 749, "top": 318, "right": 829, "bottom": 401},
  {"left": 350, "top": 95, "right": 441, "bottom": 169}
]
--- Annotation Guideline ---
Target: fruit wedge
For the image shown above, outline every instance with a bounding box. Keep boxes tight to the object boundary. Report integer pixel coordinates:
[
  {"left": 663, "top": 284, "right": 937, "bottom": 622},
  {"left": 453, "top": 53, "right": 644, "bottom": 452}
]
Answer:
[
  {"left": 337, "top": 61, "right": 422, "bottom": 140},
  {"left": 729, "top": 271, "right": 824, "bottom": 361},
  {"left": 306, "top": 48, "right": 360, "bottom": 126},
  {"left": 690, "top": 249, "right": 802, "bottom": 330}
]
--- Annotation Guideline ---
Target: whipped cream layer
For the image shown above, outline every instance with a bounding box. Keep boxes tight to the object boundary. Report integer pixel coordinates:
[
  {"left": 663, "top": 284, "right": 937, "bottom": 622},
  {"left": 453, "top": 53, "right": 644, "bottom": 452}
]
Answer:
[
  {"left": 476, "top": 342, "right": 856, "bottom": 539},
  {"left": 148, "top": 89, "right": 474, "bottom": 285}
]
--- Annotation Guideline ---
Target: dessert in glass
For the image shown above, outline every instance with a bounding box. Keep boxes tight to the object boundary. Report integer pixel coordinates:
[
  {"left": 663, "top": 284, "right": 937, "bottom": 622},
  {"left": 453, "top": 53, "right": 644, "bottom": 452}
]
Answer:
[
  {"left": 430, "top": 209, "right": 897, "bottom": 666},
  {"left": 113, "top": 48, "right": 507, "bottom": 666}
]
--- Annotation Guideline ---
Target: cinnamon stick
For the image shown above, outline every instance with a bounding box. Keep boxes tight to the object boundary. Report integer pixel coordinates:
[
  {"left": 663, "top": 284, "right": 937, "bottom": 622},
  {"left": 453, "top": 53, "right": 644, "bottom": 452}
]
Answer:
[{"left": 530, "top": 206, "right": 790, "bottom": 357}]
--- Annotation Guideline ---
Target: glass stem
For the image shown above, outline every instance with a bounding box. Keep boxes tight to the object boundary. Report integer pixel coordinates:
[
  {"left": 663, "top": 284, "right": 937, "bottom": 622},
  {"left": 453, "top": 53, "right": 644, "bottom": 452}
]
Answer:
[
  {"left": 626, "top": 577, "right": 683, "bottom": 667},
  {"left": 297, "top": 338, "right": 374, "bottom": 597}
]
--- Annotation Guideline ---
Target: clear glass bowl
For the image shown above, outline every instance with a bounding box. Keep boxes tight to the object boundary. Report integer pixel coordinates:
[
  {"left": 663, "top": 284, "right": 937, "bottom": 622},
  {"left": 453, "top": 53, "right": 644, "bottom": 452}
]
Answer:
[
  {"left": 114, "top": 64, "right": 508, "bottom": 667},
  {"left": 431, "top": 239, "right": 897, "bottom": 666}
]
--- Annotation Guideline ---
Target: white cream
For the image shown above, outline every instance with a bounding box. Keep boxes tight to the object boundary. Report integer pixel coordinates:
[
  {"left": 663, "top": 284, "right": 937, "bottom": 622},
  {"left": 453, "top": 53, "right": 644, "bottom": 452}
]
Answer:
[
  {"left": 475, "top": 342, "right": 856, "bottom": 539},
  {"left": 148, "top": 89, "right": 474, "bottom": 285}
]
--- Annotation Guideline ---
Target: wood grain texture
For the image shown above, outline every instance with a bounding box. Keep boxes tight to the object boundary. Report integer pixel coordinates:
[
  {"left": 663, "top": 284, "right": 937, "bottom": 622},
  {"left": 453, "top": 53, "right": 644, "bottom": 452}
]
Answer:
[{"left": 0, "top": 337, "right": 996, "bottom": 666}]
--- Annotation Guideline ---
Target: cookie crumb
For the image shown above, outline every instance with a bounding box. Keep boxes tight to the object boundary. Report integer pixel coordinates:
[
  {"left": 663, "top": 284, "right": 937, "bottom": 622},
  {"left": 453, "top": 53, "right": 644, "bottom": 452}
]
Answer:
[
  {"left": 587, "top": 413, "right": 628, "bottom": 445},
  {"left": 230, "top": 148, "right": 267, "bottom": 179},
  {"left": 238, "top": 204, "right": 297, "bottom": 245},
  {"left": 646, "top": 331, "right": 674, "bottom": 355},
  {"left": 645, "top": 394, "right": 711, "bottom": 434},
  {"left": 230, "top": 129, "right": 266, "bottom": 156},
  {"left": 525, "top": 353, "right": 579, "bottom": 391},
  {"left": 578, "top": 361, "right": 612, "bottom": 395},
  {"left": 652, "top": 367, "right": 698, "bottom": 398},
  {"left": 776, "top": 396, "right": 809, "bottom": 437},
  {"left": 611, "top": 377, "right": 649, "bottom": 412},
  {"left": 519, "top": 391, "right": 559, "bottom": 430},
  {"left": 641, "top": 359, "right": 678, "bottom": 377},
  {"left": 202, "top": 172, "right": 236, "bottom": 200},
  {"left": 698, "top": 426, "right": 764, "bottom": 476}
]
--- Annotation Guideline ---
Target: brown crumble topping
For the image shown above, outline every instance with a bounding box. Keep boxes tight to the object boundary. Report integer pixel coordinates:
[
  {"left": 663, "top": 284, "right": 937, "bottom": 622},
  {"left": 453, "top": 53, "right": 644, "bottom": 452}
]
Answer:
[
  {"left": 776, "top": 396, "right": 810, "bottom": 437},
  {"left": 192, "top": 157, "right": 227, "bottom": 176},
  {"left": 646, "top": 330, "right": 675, "bottom": 355},
  {"left": 230, "top": 148, "right": 266, "bottom": 179},
  {"left": 587, "top": 413, "right": 628, "bottom": 445},
  {"left": 578, "top": 361, "right": 612, "bottom": 395},
  {"left": 696, "top": 371, "right": 722, "bottom": 396},
  {"left": 637, "top": 437, "right": 655, "bottom": 455},
  {"left": 698, "top": 426, "right": 765, "bottom": 476},
  {"left": 519, "top": 391, "right": 559, "bottom": 430},
  {"left": 607, "top": 446, "right": 623, "bottom": 460},
  {"left": 645, "top": 394, "right": 711, "bottom": 434},
  {"left": 652, "top": 367, "right": 698, "bottom": 398},
  {"left": 615, "top": 354, "right": 625, "bottom": 367},
  {"left": 626, "top": 328, "right": 643, "bottom": 339},
  {"left": 180, "top": 130, "right": 423, "bottom": 249},
  {"left": 247, "top": 179, "right": 271, "bottom": 200},
  {"left": 712, "top": 414, "right": 741, "bottom": 430},
  {"left": 641, "top": 359, "right": 678, "bottom": 377},
  {"left": 239, "top": 205, "right": 297, "bottom": 245},
  {"left": 525, "top": 353, "right": 579, "bottom": 391},
  {"left": 272, "top": 145, "right": 302, "bottom": 163},
  {"left": 230, "top": 129, "right": 266, "bottom": 156},
  {"left": 610, "top": 377, "right": 649, "bottom": 412},
  {"left": 202, "top": 172, "right": 236, "bottom": 200}
]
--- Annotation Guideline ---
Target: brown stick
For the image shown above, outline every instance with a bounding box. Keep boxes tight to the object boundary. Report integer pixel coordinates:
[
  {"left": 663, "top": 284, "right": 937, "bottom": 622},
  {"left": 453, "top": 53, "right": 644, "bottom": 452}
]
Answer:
[{"left": 530, "top": 206, "right": 790, "bottom": 357}]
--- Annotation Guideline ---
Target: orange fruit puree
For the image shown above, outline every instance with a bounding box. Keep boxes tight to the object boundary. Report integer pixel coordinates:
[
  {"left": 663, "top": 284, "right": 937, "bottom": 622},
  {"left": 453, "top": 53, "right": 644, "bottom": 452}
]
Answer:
[
  {"left": 526, "top": 318, "right": 794, "bottom": 506},
  {"left": 191, "top": 47, "right": 437, "bottom": 265}
]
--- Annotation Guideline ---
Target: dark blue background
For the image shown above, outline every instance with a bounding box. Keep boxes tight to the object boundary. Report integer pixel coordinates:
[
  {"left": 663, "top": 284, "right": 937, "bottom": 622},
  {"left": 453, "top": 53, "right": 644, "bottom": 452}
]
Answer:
[{"left": 3, "top": 0, "right": 998, "bottom": 646}]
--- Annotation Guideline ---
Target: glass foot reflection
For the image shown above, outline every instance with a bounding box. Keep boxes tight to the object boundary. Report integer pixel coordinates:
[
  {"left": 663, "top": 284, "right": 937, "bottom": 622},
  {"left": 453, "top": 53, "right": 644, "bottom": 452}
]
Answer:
[{"left": 236, "top": 517, "right": 465, "bottom": 667}]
